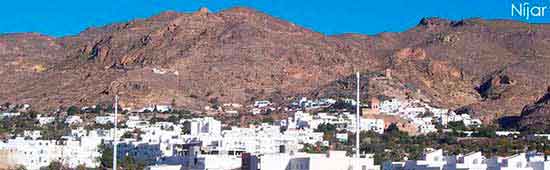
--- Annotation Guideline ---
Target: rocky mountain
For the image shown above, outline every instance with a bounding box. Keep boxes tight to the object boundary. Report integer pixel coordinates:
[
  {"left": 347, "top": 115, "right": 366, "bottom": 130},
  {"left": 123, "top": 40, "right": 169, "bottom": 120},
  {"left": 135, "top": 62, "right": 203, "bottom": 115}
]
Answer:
[
  {"left": 0, "top": 7, "right": 549, "bottom": 126},
  {"left": 519, "top": 87, "right": 550, "bottom": 133}
]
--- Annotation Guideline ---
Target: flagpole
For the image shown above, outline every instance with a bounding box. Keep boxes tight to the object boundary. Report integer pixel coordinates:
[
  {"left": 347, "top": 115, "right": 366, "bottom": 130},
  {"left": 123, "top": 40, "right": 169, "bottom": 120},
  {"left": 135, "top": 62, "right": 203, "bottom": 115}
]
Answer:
[
  {"left": 113, "top": 95, "right": 118, "bottom": 170},
  {"left": 355, "top": 72, "right": 360, "bottom": 158}
]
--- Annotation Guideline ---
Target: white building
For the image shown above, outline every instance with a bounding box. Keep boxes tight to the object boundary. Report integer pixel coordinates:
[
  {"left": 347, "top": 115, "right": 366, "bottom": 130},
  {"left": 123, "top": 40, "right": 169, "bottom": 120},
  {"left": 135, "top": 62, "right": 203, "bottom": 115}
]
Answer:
[
  {"left": 37, "top": 115, "right": 55, "bottom": 125},
  {"left": 454, "top": 152, "right": 488, "bottom": 170},
  {"left": 260, "top": 151, "right": 379, "bottom": 170},
  {"left": 379, "top": 99, "right": 403, "bottom": 114},
  {"left": 1, "top": 112, "right": 21, "bottom": 118},
  {"left": 164, "top": 142, "right": 242, "bottom": 170},
  {"left": 376, "top": 98, "right": 483, "bottom": 134},
  {"left": 417, "top": 121, "right": 438, "bottom": 134},
  {"left": 361, "top": 118, "right": 385, "bottom": 134},
  {"left": 127, "top": 120, "right": 149, "bottom": 129},
  {"left": 254, "top": 100, "right": 271, "bottom": 108},
  {"left": 155, "top": 105, "right": 172, "bottom": 113},
  {"left": 335, "top": 133, "right": 348, "bottom": 142},
  {"left": 138, "top": 106, "right": 155, "bottom": 113},
  {"left": 65, "top": 116, "right": 83, "bottom": 125},
  {"left": 294, "top": 97, "right": 336, "bottom": 110},
  {"left": 345, "top": 116, "right": 385, "bottom": 134},
  {"left": 494, "top": 153, "right": 533, "bottom": 170},
  {"left": 0, "top": 131, "right": 105, "bottom": 170},
  {"left": 214, "top": 125, "right": 301, "bottom": 155},
  {"left": 182, "top": 117, "right": 222, "bottom": 136},
  {"left": 95, "top": 115, "right": 115, "bottom": 125},
  {"left": 495, "top": 131, "right": 521, "bottom": 137},
  {"left": 23, "top": 130, "right": 42, "bottom": 140},
  {"left": 383, "top": 149, "right": 550, "bottom": 170}
]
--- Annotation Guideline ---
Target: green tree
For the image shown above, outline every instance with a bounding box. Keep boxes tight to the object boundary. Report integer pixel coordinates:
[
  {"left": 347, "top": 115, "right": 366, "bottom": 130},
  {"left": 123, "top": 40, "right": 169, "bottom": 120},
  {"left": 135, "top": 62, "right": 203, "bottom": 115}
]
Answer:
[
  {"left": 473, "top": 126, "right": 497, "bottom": 138},
  {"left": 106, "top": 104, "right": 115, "bottom": 113},
  {"left": 121, "top": 131, "right": 133, "bottom": 139},
  {"left": 11, "top": 165, "right": 27, "bottom": 170},
  {"left": 181, "top": 122, "right": 191, "bottom": 135},
  {"left": 448, "top": 121, "right": 466, "bottom": 131},
  {"left": 262, "top": 116, "right": 274, "bottom": 124},
  {"left": 315, "top": 123, "right": 336, "bottom": 133},
  {"left": 98, "top": 144, "right": 113, "bottom": 168},
  {"left": 93, "top": 104, "right": 102, "bottom": 114},
  {"left": 66, "top": 106, "right": 80, "bottom": 116},
  {"left": 46, "top": 161, "right": 66, "bottom": 170},
  {"left": 25, "top": 110, "right": 40, "bottom": 119},
  {"left": 167, "top": 115, "right": 180, "bottom": 124},
  {"left": 421, "top": 111, "right": 434, "bottom": 118},
  {"left": 75, "top": 164, "right": 86, "bottom": 170},
  {"left": 385, "top": 123, "right": 400, "bottom": 135},
  {"left": 332, "top": 99, "right": 353, "bottom": 110},
  {"left": 121, "top": 155, "right": 146, "bottom": 170}
]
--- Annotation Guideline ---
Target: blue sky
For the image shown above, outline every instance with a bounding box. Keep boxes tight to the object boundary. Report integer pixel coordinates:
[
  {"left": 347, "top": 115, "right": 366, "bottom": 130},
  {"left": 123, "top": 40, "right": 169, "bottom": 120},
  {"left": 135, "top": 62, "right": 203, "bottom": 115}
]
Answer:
[{"left": 1, "top": 0, "right": 548, "bottom": 37}]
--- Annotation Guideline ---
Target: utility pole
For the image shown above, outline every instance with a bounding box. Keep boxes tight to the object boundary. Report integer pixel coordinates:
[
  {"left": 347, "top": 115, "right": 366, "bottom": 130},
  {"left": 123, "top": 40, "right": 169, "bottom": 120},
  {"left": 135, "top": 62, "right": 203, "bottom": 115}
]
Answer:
[
  {"left": 355, "top": 72, "right": 361, "bottom": 158},
  {"left": 113, "top": 95, "right": 118, "bottom": 170}
]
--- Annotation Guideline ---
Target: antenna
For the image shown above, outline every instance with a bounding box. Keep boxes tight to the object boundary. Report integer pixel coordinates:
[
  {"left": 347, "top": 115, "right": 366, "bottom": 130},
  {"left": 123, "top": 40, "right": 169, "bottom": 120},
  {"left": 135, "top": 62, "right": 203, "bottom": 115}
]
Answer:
[
  {"left": 355, "top": 72, "right": 360, "bottom": 158},
  {"left": 113, "top": 95, "right": 118, "bottom": 170}
]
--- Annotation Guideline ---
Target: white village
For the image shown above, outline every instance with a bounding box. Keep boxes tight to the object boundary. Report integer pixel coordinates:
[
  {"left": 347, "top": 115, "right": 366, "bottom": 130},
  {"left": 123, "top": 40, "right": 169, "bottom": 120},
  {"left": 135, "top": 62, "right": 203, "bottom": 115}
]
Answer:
[{"left": 0, "top": 73, "right": 548, "bottom": 170}]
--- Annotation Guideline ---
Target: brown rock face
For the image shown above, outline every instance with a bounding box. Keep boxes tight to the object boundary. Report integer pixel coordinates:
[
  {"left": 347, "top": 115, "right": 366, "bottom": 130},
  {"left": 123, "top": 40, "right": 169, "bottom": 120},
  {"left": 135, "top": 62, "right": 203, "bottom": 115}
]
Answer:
[
  {"left": 520, "top": 89, "right": 550, "bottom": 133},
  {"left": 0, "top": 9, "right": 549, "bottom": 128},
  {"left": 395, "top": 48, "right": 426, "bottom": 61}
]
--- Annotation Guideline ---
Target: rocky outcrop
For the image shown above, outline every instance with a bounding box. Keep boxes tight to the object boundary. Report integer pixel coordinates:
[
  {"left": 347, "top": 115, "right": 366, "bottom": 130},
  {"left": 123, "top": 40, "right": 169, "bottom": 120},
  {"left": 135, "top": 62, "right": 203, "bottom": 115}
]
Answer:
[
  {"left": 477, "top": 71, "right": 516, "bottom": 100},
  {"left": 519, "top": 87, "right": 550, "bottom": 133},
  {"left": 419, "top": 17, "right": 452, "bottom": 29},
  {"left": 394, "top": 48, "right": 427, "bottom": 62}
]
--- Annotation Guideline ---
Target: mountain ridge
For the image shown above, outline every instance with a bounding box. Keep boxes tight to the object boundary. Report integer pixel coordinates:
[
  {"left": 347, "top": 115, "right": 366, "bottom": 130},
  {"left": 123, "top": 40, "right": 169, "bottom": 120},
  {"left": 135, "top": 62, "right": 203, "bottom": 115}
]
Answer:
[{"left": 0, "top": 7, "right": 549, "bottom": 128}]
